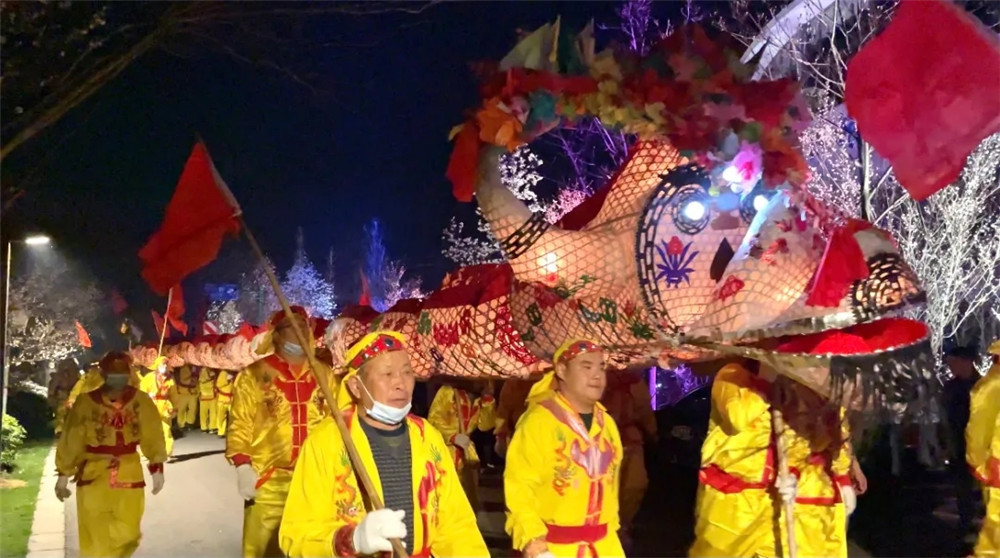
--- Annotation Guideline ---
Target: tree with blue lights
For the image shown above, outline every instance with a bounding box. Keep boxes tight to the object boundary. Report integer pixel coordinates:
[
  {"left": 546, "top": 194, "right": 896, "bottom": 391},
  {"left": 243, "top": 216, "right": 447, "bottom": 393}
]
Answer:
[
  {"left": 280, "top": 228, "right": 336, "bottom": 319},
  {"left": 363, "top": 219, "right": 424, "bottom": 311}
]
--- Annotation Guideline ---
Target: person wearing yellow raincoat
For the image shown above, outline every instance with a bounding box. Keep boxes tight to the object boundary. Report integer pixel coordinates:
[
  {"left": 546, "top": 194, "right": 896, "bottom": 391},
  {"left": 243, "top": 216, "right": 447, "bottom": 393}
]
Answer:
[
  {"left": 55, "top": 351, "right": 167, "bottom": 558},
  {"left": 689, "top": 360, "right": 854, "bottom": 558},
  {"left": 967, "top": 340, "right": 1000, "bottom": 556},
  {"left": 505, "top": 339, "right": 624, "bottom": 558},
  {"left": 198, "top": 367, "right": 219, "bottom": 432},
  {"left": 226, "top": 307, "right": 335, "bottom": 558},
  {"left": 170, "top": 364, "right": 199, "bottom": 430},
  {"left": 139, "top": 358, "right": 176, "bottom": 458},
  {"left": 66, "top": 365, "right": 142, "bottom": 416},
  {"left": 215, "top": 369, "right": 235, "bottom": 437},
  {"left": 601, "top": 367, "right": 657, "bottom": 548},
  {"left": 427, "top": 378, "right": 496, "bottom": 512},
  {"left": 48, "top": 358, "right": 80, "bottom": 435},
  {"left": 278, "top": 330, "right": 488, "bottom": 558}
]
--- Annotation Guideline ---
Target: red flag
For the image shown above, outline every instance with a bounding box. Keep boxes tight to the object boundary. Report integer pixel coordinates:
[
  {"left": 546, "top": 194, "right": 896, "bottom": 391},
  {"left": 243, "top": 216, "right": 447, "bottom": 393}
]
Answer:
[
  {"left": 111, "top": 289, "right": 128, "bottom": 315},
  {"left": 75, "top": 321, "right": 92, "bottom": 348},
  {"left": 202, "top": 321, "right": 220, "bottom": 335},
  {"left": 845, "top": 0, "right": 1000, "bottom": 200},
  {"left": 139, "top": 142, "right": 241, "bottom": 295},
  {"left": 359, "top": 270, "right": 372, "bottom": 306},
  {"left": 166, "top": 285, "right": 188, "bottom": 337},
  {"left": 152, "top": 310, "right": 167, "bottom": 338}
]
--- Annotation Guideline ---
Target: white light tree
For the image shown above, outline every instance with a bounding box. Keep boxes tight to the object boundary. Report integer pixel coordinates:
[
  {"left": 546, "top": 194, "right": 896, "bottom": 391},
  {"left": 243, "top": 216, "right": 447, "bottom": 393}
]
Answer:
[
  {"left": 236, "top": 256, "right": 280, "bottom": 325},
  {"left": 363, "top": 219, "right": 425, "bottom": 311},
  {"left": 281, "top": 228, "right": 337, "bottom": 319},
  {"left": 205, "top": 300, "right": 243, "bottom": 334},
  {"left": 7, "top": 259, "right": 101, "bottom": 372},
  {"left": 720, "top": 0, "right": 1000, "bottom": 358}
]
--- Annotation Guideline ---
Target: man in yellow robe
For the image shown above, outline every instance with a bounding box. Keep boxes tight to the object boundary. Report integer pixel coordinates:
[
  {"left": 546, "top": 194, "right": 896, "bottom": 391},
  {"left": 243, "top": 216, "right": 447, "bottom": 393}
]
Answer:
[
  {"left": 279, "top": 330, "right": 488, "bottom": 558},
  {"left": 48, "top": 358, "right": 80, "bottom": 435},
  {"left": 601, "top": 368, "right": 657, "bottom": 548},
  {"left": 55, "top": 351, "right": 167, "bottom": 558},
  {"left": 226, "top": 307, "right": 335, "bottom": 558},
  {"left": 689, "top": 360, "right": 854, "bottom": 558},
  {"left": 215, "top": 369, "right": 236, "bottom": 437},
  {"left": 505, "top": 339, "right": 624, "bottom": 558},
  {"left": 427, "top": 378, "right": 496, "bottom": 512},
  {"left": 967, "top": 340, "right": 1000, "bottom": 556},
  {"left": 139, "top": 357, "right": 176, "bottom": 458},
  {"left": 198, "top": 367, "right": 219, "bottom": 432},
  {"left": 170, "top": 364, "right": 199, "bottom": 430},
  {"left": 66, "top": 366, "right": 143, "bottom": 419}
]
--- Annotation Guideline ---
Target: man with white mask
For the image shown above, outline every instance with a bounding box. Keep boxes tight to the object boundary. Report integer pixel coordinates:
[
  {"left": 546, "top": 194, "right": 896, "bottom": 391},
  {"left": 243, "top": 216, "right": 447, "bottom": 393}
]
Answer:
[
  {"left": 279, "top": 330, "right": 488, "bottom": 558},
  {"left": 226, "top": 306, "right": 336, "bottom": 558}
]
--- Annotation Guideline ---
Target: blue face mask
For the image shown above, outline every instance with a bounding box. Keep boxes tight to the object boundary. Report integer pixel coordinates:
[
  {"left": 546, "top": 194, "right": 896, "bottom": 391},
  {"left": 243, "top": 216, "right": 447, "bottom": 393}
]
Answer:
[
  {"left": 281, "top": 342, "right": 305, "bottom": 357},
  {"left": 104, "top": 374, "right": 129, "bottom": 390},
  {"left": 358, "top": 380, "right": 411, "bottom": 425}
]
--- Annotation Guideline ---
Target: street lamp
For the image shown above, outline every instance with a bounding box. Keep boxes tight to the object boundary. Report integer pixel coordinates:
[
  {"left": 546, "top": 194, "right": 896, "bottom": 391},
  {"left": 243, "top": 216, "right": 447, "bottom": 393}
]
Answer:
[{"left": 2, "top": 234, "right": 52, "bottom": 419}]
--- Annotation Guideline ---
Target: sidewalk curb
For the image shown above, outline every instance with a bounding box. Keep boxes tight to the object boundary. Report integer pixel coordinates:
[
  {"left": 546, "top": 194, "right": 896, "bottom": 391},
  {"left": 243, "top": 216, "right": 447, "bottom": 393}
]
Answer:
[{"left": 26, "top": 445, "right": 66, "bottom": 558}]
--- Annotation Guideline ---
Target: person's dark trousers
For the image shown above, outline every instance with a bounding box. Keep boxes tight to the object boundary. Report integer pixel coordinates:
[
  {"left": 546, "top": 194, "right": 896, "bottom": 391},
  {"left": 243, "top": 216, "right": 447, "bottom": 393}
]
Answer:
[{"left": 951, "top": 458, "right": 977, "bottom": 532}]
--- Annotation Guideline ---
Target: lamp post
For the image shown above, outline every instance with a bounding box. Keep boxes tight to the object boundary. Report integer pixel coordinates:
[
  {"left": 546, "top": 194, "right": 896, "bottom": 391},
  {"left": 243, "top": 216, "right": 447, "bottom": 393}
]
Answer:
[{"left": 2, "top": 234, "right": 51, "bottom": 419}]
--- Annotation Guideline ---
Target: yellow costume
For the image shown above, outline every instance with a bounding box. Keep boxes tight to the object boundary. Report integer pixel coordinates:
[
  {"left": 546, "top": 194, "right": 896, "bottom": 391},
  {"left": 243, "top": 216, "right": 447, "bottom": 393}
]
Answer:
[
  {"left": 506, "top": 390, "right": 624, "bottom": 558},
  {"left": 689, "top": 363, "right": 852, "bottom": 558},
  {"left": 57, "top": 386, "right": 167, "bottom": 557},
  {"left": 279, "top": 408, "right": 489, "bottom": 558},
  {"left": 66, "top": 369, "right": 141, "bottom": 412},
  {"left": 139, "top": 371, "right": 176, "bottom": 457},
  {"left": 427, "top": 384, "right": 496, "bottom": 511},
  {"left": 215, "top": 371, "right": 235, "bottom": 436},
  {"left": 198, "top": 368, "right": 219, "bottom": 431},
  {"left": 602, "top": 373, "right": 657, "bottom": 532},
  {"left": 171, "top": 365, "right": 199, "bottom": 429},
  {"left": 967, "top": 345, "right": 1000, "bottom": 556},
  {"left": 227, "top": 355, "right": 333, "bottom": 557}
]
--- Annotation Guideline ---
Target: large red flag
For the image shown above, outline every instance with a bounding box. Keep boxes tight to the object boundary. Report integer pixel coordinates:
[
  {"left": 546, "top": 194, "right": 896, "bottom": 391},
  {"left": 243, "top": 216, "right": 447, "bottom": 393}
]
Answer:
[
  {"left": 75, "top": 321, "right": 92, "bottom": 348},
  {"left": 845, "top": 0, "right": 1000, "bottom": 201},
  {"left": 110, "top": 289, "right": 128, "bottom": 315},
  {"left": 152, "top": 310, "right": 167, "bottom": 338},
  {"left": 166, "top": 284, "right": 188, "bottom": 337},
  {"left": 139, "top": 142, "right": 242, "bottom": 295}
]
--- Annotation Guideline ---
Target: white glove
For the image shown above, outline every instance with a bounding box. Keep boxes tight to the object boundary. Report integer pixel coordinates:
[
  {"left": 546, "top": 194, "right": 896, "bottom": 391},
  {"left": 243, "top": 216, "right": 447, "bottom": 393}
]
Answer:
[
  {"left": 840, "top": 484, "right": 857, "bottom": 516},
  {"left": 776, "top": 474, "right": 797, "bottom": 504},
  {"left": 151, "top": 472, "right": 165, "bottom": 495},
  {"left": 55, "top": 475, "right": 71, "bottom": 501},
  {"left": 236, "top": 464, "right": 258, "bottom": 501},
  {"left": 352, "top": 509, "right": 407, "bottom": 555},
  {"left": 453, "top": 433, "right": 471, "bottom": 450},
  {"left": 536, "top": 552, "right": 557, "bottom": 558}
]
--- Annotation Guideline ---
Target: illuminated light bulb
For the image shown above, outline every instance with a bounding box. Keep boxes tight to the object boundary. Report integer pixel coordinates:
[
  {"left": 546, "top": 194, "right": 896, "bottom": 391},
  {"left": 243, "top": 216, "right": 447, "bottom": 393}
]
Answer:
[
  {"left": 753, "top": 194, "right": 769, "bottom": 212},
  {"left": 721, "top": 165, "right": 742, "bottom": 184},
  {"left": 682, "top": 200, "right": 706, "bottom": 220},
  {"left": 538, "top": 252, "right": 559, "bottom": 274}
]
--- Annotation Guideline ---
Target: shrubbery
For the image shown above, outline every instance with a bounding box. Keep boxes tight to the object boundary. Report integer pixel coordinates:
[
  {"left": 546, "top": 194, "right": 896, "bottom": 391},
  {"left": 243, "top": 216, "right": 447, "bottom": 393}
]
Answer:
[
  {"left": 6, "top": 389, "right": 53, "bottom": 440},
  {"left": 1, "top": 414, "right": 28, "bottom": 472}
]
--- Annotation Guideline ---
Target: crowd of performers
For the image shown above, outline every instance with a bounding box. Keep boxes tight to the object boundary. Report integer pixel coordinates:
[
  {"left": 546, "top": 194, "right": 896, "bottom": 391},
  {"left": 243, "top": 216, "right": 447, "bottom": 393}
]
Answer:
[{"left": 45, "top": 306, "right": 1000, "bottom": 558}]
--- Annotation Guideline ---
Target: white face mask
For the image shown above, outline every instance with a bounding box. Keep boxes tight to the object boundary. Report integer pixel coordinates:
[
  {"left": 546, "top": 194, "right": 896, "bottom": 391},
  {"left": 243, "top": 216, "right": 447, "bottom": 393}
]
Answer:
[
  {"left": 357, "top": 380, "right": 411, "bottom": 425},
  {"left": 281, "top": 342, "right": 305, "bottom": 357},
  {"left": 104, "top": 374, "right": 129, "bottom": 390}
]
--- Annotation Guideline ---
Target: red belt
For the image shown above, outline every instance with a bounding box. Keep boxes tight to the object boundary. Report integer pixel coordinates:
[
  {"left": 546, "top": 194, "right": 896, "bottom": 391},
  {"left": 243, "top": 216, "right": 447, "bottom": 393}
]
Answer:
[
  {"left": 546, "top": 523, "right": 607, "bottom": 558},
  {"left": 77, "top": 443, "right": 143, "bottom": 489},
  {"left": 86, "top": 443, "right": 138, "bottom": 456}
]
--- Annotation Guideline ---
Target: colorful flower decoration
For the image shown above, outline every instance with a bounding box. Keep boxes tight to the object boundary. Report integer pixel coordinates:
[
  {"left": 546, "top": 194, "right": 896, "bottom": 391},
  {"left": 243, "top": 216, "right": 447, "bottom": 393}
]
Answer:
[
  {"left": 656, "top": 236, "right": 699, "bottom": 288},
  {"left": 446, "top": 22, "right": 812, "bottom": 202}
]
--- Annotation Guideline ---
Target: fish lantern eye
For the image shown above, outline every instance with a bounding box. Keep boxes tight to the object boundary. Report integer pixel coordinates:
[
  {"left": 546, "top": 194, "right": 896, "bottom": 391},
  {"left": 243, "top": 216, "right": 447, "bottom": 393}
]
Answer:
[
  {"left": 682, "top": 200, "right": 706, "bottom": 221},
  {"left": 753, "top": 195, "right": 769, "bottom": 212}
]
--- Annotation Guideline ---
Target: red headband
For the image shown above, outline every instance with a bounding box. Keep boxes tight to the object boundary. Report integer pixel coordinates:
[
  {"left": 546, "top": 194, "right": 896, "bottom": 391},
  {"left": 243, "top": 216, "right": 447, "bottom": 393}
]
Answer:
[
  {"left": 348, "top": 333, "right": 406, "bottom": 371},
  {"left": 555, "top": 340, "right": 601, "bottom": 365}
]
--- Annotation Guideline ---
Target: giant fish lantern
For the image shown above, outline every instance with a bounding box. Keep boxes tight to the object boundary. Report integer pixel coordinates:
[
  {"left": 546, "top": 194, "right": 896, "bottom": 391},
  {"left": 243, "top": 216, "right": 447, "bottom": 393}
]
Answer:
[{"left": 446, "top": 22, "right": 932, "bottom": 412}]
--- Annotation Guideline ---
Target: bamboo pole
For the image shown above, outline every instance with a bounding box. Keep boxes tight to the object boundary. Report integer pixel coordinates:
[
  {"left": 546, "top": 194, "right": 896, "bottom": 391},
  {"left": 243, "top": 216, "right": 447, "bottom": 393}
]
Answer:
[
  {"left": 157, "top": 288, "right": 173, "bottom": 356},
  {"left": 771, "top": 404, "right": 798, "bottom": 558},
  {"left": 239, "top": 217, "right": 408, "bottom": 558}
]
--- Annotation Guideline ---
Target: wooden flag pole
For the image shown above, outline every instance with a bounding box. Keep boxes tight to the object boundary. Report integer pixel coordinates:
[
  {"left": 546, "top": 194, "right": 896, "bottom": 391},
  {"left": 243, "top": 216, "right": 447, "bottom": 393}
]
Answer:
[
  {"left": 239, "top": 217, "right": 409, "bottom": 558},
  {"left": 157, "top": 288, "right": 173, "bottom": 357}
]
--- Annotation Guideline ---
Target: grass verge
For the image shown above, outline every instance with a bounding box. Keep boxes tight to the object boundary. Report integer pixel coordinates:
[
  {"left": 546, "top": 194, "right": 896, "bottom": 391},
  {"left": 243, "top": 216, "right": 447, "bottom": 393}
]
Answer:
[{"left": 0, "top": 441, "right": 53, "bottom": 557}]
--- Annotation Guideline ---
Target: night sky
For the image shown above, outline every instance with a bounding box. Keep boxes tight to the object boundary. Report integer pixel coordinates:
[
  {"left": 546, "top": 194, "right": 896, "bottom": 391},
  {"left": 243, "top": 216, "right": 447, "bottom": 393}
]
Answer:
[{"left": 4, "top": 1, "right": 683, "bottom": 334}]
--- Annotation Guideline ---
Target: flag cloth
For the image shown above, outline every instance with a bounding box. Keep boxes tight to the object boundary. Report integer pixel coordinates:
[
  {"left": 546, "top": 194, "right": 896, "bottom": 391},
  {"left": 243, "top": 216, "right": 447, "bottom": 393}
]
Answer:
[
  {"left": 139, "top": 141, "right": 242, "bottom": 295},
  {"left": 111, "top": 289, "right": 128, "bottom": 315},
  {"left": 166, "top": 285, "right": 188, "bottom": 337},
  {"left": 75, "top": 321, "right": 92, "bottom": 348},
  {"left": 845, "top": 0, "right": 1000, "bottom": 201},
  {"left": 152, "top": 310, "right": 167, "bottom": 339}
]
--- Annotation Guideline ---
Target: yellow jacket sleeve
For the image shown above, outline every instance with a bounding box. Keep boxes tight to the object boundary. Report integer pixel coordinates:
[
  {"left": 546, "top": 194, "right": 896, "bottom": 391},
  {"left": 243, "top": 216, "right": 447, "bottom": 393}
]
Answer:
[
  {"left": 504, "top": 408, "right": 551, "bottom": 550},
  {"left": 967, "top": 367, "right": 1000, "bottom": 476},
  {"left": 713, "top": 364, "right": 769, "bottom": 434},
  {"left": 476, "top": 395, "right": 497, "bottom": 432},
  {"left": 278, "top": 422, "right": 340, "bottom": 558},
  {"left": 428, "top": 386, "right": 459, "bottom": 441},
  {"left": 226, "top": 369, "right": 259, "bottom": 466},
  {"left": 137, "top": 392, "right": 169, "bottom": 464},
  {"left": 424, "top": 426, "right": 491, "bottom": 557},
  {"left": 55, "top": 398, "right": 88, "bottom": 476}
]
